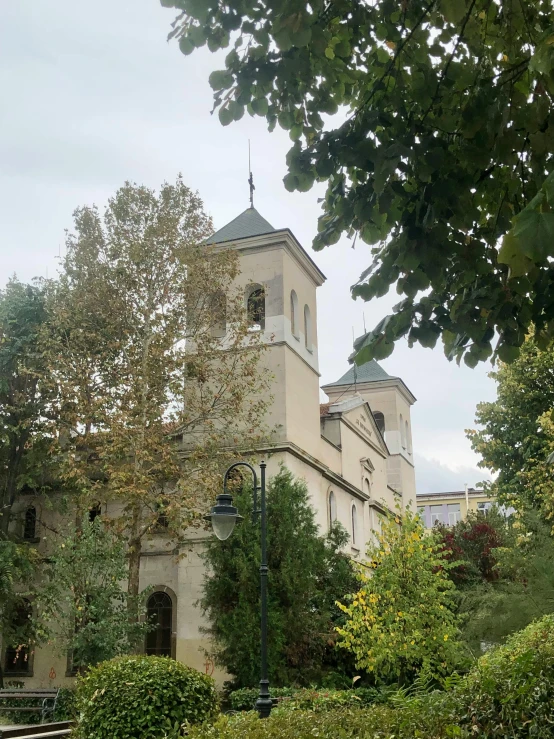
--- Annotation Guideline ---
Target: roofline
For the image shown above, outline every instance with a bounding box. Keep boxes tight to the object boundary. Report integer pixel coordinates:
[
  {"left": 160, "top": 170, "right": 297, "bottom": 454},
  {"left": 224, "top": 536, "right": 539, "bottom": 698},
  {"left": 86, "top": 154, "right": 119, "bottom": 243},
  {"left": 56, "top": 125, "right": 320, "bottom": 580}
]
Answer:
[
  {"left": 210, "top": 228, "right": 326, "bottom": 286},
  {"left": 322, "top": 398, "right": 390, "bottom": 458},
  {"left": 322, "top": 376, "right": 417, "bottom": 405},
  {"left": 417, "top": 490, "right": 490, "bottom": 499}
]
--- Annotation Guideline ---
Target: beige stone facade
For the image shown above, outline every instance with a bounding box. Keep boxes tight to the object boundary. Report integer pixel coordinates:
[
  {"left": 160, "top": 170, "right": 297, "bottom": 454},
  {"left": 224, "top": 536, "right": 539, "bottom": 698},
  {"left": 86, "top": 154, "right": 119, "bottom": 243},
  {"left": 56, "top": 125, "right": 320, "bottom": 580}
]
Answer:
[{"left": 4, "top": 208, "right": 417, "bottom": 688}]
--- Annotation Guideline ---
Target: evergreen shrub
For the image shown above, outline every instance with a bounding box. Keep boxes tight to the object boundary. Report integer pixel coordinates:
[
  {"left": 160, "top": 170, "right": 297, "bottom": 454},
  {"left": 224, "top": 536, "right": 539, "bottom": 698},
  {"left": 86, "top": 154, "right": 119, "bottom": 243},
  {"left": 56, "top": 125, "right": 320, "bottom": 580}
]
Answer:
[{"left": 75, "top": 655, "right": 218, "bottom": 739}]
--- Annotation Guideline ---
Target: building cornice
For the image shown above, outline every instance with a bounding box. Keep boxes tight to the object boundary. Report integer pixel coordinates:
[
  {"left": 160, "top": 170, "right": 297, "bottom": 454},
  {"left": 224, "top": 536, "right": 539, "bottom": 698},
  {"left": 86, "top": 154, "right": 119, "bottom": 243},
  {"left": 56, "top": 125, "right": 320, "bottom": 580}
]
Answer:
[
  {"left": 322, "top": 377, "right": 417, "bottom": 406},
  {"left": 215, "top": 230, "right": 326, "bottom": 287}
]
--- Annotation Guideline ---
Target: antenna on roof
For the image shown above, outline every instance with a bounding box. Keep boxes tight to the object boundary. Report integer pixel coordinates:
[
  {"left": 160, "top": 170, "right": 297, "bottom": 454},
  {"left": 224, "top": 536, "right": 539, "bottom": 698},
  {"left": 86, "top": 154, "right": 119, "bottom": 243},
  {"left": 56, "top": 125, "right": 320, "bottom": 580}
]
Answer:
[
  {"left": 363, "top": 312, "right": 366, "bottom": 333},
  {"left": 248, "top": 139, "right": 255, "bottom": 209}
]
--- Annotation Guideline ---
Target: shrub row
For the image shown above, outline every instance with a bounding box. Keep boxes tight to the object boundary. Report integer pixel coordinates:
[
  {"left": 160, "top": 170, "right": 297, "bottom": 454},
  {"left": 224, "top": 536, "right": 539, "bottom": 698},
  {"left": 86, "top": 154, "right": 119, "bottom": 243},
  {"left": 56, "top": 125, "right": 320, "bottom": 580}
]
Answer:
[{"left": 194, "top": 615, "right": 554, "bottom": 739}]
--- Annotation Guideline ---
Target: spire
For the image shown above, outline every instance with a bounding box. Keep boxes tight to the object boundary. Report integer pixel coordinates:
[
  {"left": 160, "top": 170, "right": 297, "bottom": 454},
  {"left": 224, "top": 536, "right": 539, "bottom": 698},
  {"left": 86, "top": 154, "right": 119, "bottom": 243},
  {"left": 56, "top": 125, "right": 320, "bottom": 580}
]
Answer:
[{"left": 248, "top": 139, "right": 255, "bottom": 208}]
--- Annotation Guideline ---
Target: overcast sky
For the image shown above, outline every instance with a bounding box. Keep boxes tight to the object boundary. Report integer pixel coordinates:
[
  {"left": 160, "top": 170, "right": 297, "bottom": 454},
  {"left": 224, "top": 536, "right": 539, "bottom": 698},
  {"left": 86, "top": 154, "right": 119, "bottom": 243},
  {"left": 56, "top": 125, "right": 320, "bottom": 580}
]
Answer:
[{"left": 0, "top": 0, "right": 497, "bottom": 493}]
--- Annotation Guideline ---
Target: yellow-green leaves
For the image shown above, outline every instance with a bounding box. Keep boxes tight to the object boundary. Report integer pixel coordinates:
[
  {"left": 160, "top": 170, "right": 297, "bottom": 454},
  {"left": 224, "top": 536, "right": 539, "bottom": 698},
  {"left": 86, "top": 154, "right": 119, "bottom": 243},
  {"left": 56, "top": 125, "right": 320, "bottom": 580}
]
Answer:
[{"left": 336, "top": 509, "right": 461, "bottom": 681}]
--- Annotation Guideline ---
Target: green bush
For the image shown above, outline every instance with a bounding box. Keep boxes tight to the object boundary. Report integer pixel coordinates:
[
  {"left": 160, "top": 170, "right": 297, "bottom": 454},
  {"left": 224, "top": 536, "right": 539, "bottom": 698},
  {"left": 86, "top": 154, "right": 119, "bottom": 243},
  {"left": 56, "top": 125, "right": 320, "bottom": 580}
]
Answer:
[
  {"left": 458, "top": 613, "right": 554, "bottom": 737},
  {"left": 75, "top": 656, "right": 218, "bottom": 739},
  {"left": 228, "top": 687, "right": 385, "bottom": 713},
  {"left": 229, "top": 687, "right": 295, "bottom": 711}
]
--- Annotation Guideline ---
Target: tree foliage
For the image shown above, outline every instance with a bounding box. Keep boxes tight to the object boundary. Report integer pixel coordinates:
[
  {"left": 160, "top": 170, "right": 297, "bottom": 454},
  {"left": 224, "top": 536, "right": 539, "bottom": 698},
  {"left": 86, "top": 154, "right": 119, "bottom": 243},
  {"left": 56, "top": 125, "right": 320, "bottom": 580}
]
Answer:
[
  {"left": 44, "top": 176, "right": 271, "bottom": 616},
  {"left": 467, "top": 336, "right": 554, "bottom": 519},
  {"left": 201, "top": 467, "right": 359, "bottom": 688},
  {"left": 441, "top": 509, "right": 554, "bottom": 653},
  {"left": 336, "top": 509, "right": 462, "bottom": 683},
  {"left": 0, "top": 279, "right": 53, "bottom": 536},
  {"left": 40, "top": 517, "right": 149, "bottom": 669},
  {"left": 165, "top": 0, "right": 554, "bottom": 366},
  {"left": 0, "top": 539, "right": 41, "bottom": 687},
  {"left": 436, "top": 508, "right": 506, "bottom": 588}
]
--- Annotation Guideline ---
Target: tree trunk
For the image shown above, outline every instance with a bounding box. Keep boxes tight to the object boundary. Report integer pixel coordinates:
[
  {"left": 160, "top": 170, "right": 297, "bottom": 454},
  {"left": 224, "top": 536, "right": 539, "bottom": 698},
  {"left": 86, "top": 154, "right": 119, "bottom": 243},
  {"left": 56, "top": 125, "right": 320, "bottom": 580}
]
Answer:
[{"left": 127, "top": 502, "right": 143, "bottom": 652}]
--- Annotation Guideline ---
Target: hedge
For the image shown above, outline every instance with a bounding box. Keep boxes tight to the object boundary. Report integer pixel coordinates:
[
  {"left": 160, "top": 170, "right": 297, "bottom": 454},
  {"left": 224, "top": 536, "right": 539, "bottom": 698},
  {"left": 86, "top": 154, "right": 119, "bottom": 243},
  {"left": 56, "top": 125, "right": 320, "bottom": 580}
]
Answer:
[{"left": 191, "top": 615, "right": 554, "bottom": 739}]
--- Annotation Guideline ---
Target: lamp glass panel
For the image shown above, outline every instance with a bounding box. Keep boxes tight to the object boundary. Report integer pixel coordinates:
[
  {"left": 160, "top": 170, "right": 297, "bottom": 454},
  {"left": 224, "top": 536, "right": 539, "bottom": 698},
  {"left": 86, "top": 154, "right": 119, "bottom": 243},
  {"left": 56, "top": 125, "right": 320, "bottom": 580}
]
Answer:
[{"left": 212, "top": 513, "right": 237, "bottom": 540}]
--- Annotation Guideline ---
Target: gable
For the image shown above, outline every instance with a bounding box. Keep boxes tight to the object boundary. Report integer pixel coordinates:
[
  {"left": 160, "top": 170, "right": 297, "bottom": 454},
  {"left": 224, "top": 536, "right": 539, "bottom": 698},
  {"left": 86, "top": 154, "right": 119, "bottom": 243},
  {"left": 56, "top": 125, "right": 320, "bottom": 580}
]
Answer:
[{"left": 341, "top": 402, "right": 389, "bottom": 455}]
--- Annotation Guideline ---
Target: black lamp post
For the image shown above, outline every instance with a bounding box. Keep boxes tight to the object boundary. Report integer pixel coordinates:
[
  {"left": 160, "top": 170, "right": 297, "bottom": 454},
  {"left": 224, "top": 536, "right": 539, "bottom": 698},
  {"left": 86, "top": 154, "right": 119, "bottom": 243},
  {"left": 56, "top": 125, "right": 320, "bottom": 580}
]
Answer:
[{"left": 204, "top": 460, "right": 272, "bottom": 719}]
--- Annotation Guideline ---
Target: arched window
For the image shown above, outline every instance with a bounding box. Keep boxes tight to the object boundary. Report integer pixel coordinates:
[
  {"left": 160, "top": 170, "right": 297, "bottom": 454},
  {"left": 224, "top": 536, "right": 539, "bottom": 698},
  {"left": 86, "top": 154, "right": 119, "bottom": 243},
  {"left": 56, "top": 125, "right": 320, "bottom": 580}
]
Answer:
[
  {"left": 290, "top": 290, "right": 299, "bottom": 338},
  {"left": 351, "top": 504, "right": 358, "bottom": 546},
  {"left": 405, "top": 420, "right": 411, "bottom": 453},
  {"left": 328, "top": 491, "right": 337, "bottom": 527},
  {"left": 145, "top": 592, "right": 174, "bottom": 657},
  {"left": 304, "top": 304, "right": 312, "bottom": 351},
  {"left": 155, "top": 499, "right": 169, "bottom": 530},
  {"left": 246, "top": 285, "right": 265, "bottom": 330},
  {"left": 400, "top": 414, "right": 406, "bottom": 448},
  {"left": 23, "top": 507, "right": 37, "bottom": 541},
  {"left": 4, "top": 599, "right": 32, "bottom": 674},
  {"left": 373, "top": 411, "right": 385, "bottom": 436},
  {"left": 209, "top": 290, "right": 227, "bottom": 338},
  {"left": 364, "top": 477, "right": 371, "bottom": 497},
  {"left": 88, "top": 503, "right": 101, "bottom": 523}
]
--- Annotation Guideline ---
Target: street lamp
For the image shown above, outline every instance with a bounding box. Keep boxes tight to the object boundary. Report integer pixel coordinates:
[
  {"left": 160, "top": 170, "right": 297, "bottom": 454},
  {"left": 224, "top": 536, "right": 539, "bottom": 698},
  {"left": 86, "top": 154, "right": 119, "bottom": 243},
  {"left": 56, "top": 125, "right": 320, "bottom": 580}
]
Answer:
[{"left": 204, "top": 460, "right": 272, "bottom": 719}]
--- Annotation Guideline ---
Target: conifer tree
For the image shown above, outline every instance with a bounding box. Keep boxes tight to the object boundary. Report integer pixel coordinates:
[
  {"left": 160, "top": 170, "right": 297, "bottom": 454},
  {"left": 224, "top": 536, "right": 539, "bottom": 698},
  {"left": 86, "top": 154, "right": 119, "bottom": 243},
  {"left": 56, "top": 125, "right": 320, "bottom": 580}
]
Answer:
[{"left": 201, "top": 467, "right": 358, "bottom": 687}]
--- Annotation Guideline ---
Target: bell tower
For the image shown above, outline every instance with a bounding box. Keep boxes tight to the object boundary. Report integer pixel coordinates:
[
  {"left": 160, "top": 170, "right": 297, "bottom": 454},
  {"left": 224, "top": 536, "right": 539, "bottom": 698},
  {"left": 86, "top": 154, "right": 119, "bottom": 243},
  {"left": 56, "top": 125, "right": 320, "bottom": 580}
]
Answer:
[
  {"left": 205, "top": 207, "right": 326, "bottom": 458},
  {"left": 321, "top": 356, "right": 417, "bottom": 510}
]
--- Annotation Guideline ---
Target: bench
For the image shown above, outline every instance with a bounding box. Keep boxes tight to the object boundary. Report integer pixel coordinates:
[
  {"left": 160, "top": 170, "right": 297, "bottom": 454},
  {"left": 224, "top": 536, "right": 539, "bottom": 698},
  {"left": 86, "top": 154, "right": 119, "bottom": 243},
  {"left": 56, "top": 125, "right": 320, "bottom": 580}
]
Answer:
[
  {"left": 0, "top": 690, "right": 59, "bottom": 724},
  {"left": 0, "top": 720, "right": 72, "bottom": 739}
]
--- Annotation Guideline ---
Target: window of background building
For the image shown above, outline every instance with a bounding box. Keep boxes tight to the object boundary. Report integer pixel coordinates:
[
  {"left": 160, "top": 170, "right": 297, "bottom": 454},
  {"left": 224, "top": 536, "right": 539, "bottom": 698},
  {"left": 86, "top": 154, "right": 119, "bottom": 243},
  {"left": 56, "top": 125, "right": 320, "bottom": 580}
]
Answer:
[
  {"left": 430, "top": 505, "right": 443, "bottom": 526},
  {"left": 478, "top": 501, "right": 492, "bottom": 515},
  {"left": 417, "top": 506, "right": 426, "bottom": 524},
  {"left": 447, "top": 503, "right": 461, "bottom": 525}
]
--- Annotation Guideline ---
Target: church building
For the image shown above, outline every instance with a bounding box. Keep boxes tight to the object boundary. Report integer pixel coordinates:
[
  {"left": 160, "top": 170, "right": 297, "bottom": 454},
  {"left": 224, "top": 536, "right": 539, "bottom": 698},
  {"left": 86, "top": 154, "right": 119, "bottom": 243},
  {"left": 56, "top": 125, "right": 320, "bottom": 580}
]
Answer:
[{"left": 5, "top": 207, "right": 416, "bottom": 687}]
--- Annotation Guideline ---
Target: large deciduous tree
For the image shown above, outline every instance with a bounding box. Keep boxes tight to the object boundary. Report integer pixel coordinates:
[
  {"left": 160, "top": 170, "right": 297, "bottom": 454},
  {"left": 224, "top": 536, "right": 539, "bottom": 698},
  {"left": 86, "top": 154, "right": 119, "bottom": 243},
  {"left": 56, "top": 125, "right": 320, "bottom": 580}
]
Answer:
[
  {"left": 45, "top": 176, "right": 271, "bottom": 618},
  {"left": 467, "top": 337, "right": 554, "bottom": 519},
  {"left": 201, "top": 467, "right": 358, "bottom": 688},
  {"left": 164, "top": 0, "right": 554, "bottom": 367}
]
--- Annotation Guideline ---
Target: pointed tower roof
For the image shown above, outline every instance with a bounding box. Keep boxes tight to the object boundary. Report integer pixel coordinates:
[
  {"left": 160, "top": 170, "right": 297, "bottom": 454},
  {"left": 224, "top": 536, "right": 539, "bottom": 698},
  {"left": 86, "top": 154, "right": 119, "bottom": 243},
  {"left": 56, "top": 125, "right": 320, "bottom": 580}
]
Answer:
[
  {"left": 205, "top": 207, "right": 276, "bottom": 245},
  {"left": 325, "top": 359, "right": 391, "bottom": 387}
]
